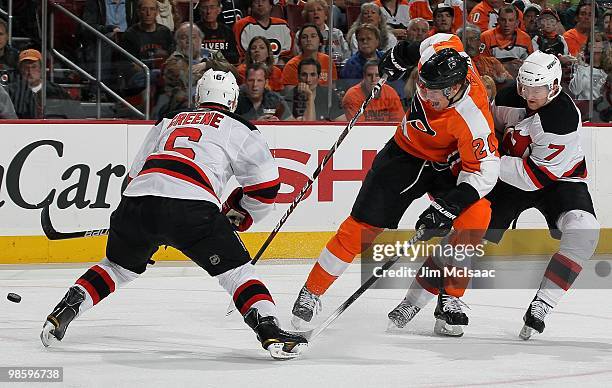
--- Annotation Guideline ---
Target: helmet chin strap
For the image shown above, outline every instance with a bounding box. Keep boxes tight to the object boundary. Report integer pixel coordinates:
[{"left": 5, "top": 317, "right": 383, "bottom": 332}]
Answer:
[{"left": 444, "top": 80, "right": 468, "bottom": 105}]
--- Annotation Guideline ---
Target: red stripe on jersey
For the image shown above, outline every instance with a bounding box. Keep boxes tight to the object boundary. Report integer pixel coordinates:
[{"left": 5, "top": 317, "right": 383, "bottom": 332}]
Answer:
[
  {"left": 238, "top": 294, "right": 275, "bottom": 315},
  {"left": 139, "top": 168, "right": 219, "bottom": 200},
  {"left": 91, "top": 265, "right": 116, "bottom": 293},
  {"left": 244, "top": 178, "right": 280, "bottom": 192},
  {"left": 75, "top": 279, "right": 100, "bottom": 305},
  {"left": 553, "top": 252, "right": 583, "bottom": 274},
  {"left": 562, "top": 159, "right": 588, "bottom": 178},
  {"left": 147, "top": 154, "right": 214, "bottom": 189},
  {"left": 246, "top": 194, "right": 275, "bottom": 204},
  {"left": 538, "top": 165, "right": 558, "bottom": 181},
  {"left": 522, "top": 158, "right": 543, "bottom": 189}
]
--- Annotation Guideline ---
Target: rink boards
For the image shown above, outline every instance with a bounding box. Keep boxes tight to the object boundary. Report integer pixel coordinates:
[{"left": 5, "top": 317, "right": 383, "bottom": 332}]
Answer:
[{"left": 0, "top": 120, "right": 611, "bottom": 263}]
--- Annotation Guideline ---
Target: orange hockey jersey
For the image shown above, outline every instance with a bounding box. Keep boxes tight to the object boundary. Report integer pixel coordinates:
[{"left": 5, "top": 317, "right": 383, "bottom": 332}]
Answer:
[
  {"left": 408, "top": 0, "right": 464, "bottom": 33},
  {"left": 233, "top": 16, "right": 295, "bottom": 62},
  {"left": 394, "top": 34, "right": 500, "bottom": 198}
]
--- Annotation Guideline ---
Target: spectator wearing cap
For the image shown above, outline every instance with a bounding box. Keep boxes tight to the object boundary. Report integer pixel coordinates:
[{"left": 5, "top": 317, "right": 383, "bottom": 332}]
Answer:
[
  {"left": 282, "top": 24, "right": 338, "bottom": 93},
  {"left": 197, "top": 0, "right": 239, "bottom": 64},
  {"left": 522, "top": 4, "right": 542, "bottom": 37},
  {"left": 458, "top": 23, "right": 513, "bottom": 87},
  {"left": 405, "top": 17, "right": 430, "bottom": 43},
  {"left": 430, "top": 4, "right": 454, "bottom": 35},
  {"left": 409, "top": 0, "right": 465, "bottom": 33},
  {"left": 480, "top": 5, "right": 534, "bottom": 77},
  {"left": 0, "top": 19, "right": 18, "bottom": 86},
  {"left": 341, "top": 24, "right": 384, "bottom": 82},
  {"left": 7, "top": 49, "right": 73, "bottom": 118},
  {"left": 532, "top": 8, "right": 571, "bottom": 59},
  {"left": 563, "top": 2, "right": 592, "bottom": 56},
  {"left": 235, "top": 62, "right": 290, "bottom": 121},
  {"left": 342, "top": 60, "right": 403, "bottom": 122},
  {"left": 233, "top": 0, "right": 294, "bottom": 64}
]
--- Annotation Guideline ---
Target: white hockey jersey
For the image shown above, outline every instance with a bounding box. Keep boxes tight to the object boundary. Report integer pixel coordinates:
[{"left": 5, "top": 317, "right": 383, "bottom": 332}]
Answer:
[
  {"left": 491, "top": 86, "right": 587, "bottom": 192},
  {"left": 123, "top": 108, "right": 280, "bottom": 223}
]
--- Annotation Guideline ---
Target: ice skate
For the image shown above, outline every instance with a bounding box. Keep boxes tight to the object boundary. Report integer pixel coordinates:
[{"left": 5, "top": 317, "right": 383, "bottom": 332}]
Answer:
[
  {"left": 433, "top": 291, "right": 469, "bottom": 337},
  {"left": 387, "top": 299, "right": 421, "bottom": 331},
  {"left": 519, "top": 297, "right": 552, "bottom": 340},
  {"left": 244, "top": 308, "right": 308, "bottom": 360},
  {"left": 40, "top": 286, "right": 85, "bottom": 347},
  {"left": 291, "top": 285, "right": 322, "bottom": 329}
]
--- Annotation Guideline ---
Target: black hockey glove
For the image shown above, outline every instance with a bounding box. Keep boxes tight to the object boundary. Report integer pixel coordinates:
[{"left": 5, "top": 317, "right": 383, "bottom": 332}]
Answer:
[
  {"left": 415, "top": 198, "right": 461, "bottom": 241},
  {"left": 378, "top": 40, "right": 420, "bottom": 81}
]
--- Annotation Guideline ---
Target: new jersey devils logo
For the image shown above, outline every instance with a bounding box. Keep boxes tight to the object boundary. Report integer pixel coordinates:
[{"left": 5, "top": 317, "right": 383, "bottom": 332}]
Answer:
[{"left": 407, "top": 96, "right": 436, "bottom": 136}]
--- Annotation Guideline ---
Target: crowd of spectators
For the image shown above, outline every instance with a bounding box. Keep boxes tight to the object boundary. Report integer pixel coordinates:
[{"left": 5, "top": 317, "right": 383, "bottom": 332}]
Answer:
[{"left": 0, "top": 0, "right": 610, "bottom": 122}]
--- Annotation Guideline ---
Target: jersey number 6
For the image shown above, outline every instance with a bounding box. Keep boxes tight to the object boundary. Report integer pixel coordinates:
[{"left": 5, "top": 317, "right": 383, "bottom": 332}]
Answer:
[{"left": 164, "top": 127, "right": 202, "bottom": 159}]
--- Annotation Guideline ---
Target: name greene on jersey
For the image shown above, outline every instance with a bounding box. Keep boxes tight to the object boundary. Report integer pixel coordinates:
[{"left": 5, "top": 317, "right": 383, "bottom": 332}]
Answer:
[{"left": 168, "top": 111, "right": 225, "bottom": 128}]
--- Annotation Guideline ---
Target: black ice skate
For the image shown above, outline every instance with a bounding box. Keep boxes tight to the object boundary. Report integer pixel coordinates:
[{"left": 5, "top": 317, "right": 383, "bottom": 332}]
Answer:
[
  {"left": 433, "top": 290, "right": 469, "bottom": 337},
  {"left": 244, "top": 308, "right": 308, "bottom": 360},
  {"left": 291, "top": 285, "right": 322, "bottom": 329},
  {"left": 387, "top": 299, "right": 421, "bottom": 330},
  {"left": 40, "top": 286, "right": 85, "bottom": 347},
  {"left": 519, "top": 296, "right": 553, "bottom": 340}
]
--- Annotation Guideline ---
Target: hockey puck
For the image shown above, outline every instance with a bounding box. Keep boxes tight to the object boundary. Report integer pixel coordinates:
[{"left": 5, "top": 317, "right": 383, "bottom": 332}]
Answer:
[{"left": 7, "top": 293, "right": 21, "bottom": 303}]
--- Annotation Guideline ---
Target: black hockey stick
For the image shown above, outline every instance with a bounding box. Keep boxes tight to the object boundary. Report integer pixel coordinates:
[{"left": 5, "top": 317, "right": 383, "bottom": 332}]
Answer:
[
  {"left": 41, "top": 206, "right": 109, "bottom": 240},
  {"left": 225, "top": 75, "right": 389, "bottom": 316},
  {"left": 298, "top": 228, "right": 424, "bottom": 342}
]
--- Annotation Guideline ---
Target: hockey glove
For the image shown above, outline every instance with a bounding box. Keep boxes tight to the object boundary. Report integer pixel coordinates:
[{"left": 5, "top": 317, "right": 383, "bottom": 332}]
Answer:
[
  {"left": 379, "top": 40, "right": 420, "bottom": 81},
  {"left": 415, "top": 198, "right": 461, "bottom": 241},
  {"left": 222, "top": 187, "right": 253, "bottom": 232}
]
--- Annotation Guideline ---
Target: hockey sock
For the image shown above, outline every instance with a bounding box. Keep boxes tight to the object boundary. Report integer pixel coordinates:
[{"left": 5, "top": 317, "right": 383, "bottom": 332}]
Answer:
[
  {"left": 537, "top": 210, "right": 599, "bottom": 307},
  {"left": 74, "top": 258, "right": 139, "bottom": 316},
  {"left": 305, "top": 216, "right": 382, "bottom": 296},
  {"left": 218, "top": 264, "right": 277, "bottom": 318}
]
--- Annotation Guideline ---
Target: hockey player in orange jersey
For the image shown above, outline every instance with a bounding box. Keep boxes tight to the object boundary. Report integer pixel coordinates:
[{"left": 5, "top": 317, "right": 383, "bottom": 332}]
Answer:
[{"left": 290, "top": 34, "right": 500, "bottom": 336}]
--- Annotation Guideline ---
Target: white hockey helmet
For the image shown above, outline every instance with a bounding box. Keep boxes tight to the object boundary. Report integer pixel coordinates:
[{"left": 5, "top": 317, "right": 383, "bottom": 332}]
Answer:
[
  {"left": 517, "top": 51, "right": 562, "bottom": 102},
  {"left": 195, "top": 69, "right": 239, "bottom": 112}
]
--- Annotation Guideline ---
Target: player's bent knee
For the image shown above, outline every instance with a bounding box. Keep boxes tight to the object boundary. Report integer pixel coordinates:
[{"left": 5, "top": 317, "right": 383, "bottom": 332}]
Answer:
[
  {"left": 101, "top": 257, "right": 139, "bottom": 282},
  {"left": 558, "top": 210, "right": 600, "bottom": 262}
]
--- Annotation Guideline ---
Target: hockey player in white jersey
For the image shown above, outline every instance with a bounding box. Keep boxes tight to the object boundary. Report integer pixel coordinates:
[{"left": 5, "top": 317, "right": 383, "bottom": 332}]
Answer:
[
  {"left": 487, "top": 51, "right": 599, "bottom": 339},
  {"left": 40, "top": 69, "right": 308, "bottom": 359},
  {"left": 387, "top": 51, "right": 600, "bottom": 340}
]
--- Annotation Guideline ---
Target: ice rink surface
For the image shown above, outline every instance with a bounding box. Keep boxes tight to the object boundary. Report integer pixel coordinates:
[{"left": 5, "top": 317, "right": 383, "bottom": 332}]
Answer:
[{"left": 2, "top": 260, "right": 612, "bottom": 388}]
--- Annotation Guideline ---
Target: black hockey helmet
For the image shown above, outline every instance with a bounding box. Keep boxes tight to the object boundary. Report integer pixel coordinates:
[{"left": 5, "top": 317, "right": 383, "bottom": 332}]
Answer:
[{"left": 418, "top": 48, "right": 468, "bottom": 90}]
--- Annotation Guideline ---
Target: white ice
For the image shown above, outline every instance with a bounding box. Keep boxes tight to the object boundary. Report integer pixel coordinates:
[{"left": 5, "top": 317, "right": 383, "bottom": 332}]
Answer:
[{"left": 1, "top": 260, "right": 612, "bottom": 388}]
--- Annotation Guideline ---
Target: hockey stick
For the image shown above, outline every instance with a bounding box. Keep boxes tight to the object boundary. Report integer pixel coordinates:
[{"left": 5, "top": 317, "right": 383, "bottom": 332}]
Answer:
[
  {"left": 298, "top": 228, "right": 424, "bottom": 342},
  {"left": 225, "top": 75, "right": 389, "bottom": 316},
  {"left": 41, "top": 206, "right": 109, "bottom": 240}
]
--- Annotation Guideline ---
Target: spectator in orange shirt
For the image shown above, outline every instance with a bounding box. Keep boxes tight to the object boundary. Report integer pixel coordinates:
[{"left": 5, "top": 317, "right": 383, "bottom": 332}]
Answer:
[
  {"left": 481, "top": 5, "right": 534, "bottom": 77},
  {"left": 405, "top": 17, "right": 430, "bottom": 43},
  {"left": 469, "top": 0, "right": 505, "bottom": 31},
  {"left": 563, "top": 2, "right": 591, "bottom": 56},
  {"left": 408, "top": 0, "right": 464, "bottom": 33},
  {"left": 237, "top": 36, "right": 284, "bottom": 92},
  {"left": 342, "top": 59, "right": 404, "bottom": 122},
  {"left": 458, "top": 23, "right": 513, "bottom": 87},
  {"left": 281, "top": 23, "right": 338, "bottom": 93}
]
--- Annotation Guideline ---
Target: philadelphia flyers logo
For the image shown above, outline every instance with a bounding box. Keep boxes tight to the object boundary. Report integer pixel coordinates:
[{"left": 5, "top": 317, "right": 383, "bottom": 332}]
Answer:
[
  {"left": 406, "top": 96, "right": 436, "bottom": 136},
  {"left": 268, "top": 39, "right": 282, "bottom": 56}
]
